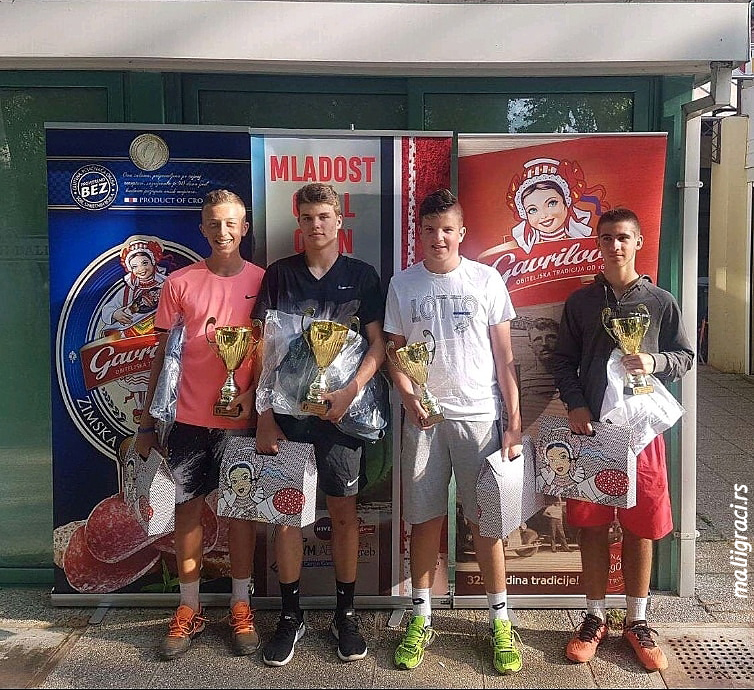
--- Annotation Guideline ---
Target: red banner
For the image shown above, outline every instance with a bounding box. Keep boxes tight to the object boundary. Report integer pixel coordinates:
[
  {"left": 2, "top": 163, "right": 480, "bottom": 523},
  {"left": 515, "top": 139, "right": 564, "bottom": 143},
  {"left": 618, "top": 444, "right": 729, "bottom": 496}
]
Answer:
[{"left": 456, "top": 133, "right": 666, "bottom": 598}]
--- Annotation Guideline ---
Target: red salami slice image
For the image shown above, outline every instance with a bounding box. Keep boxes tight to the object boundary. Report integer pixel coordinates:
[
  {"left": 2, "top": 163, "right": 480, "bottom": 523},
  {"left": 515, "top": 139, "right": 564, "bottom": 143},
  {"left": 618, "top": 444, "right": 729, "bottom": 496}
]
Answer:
[
  {"left": 594, "top": 469, "right": 629, "bottom": 497},
  {"left": 151, "top": 500, "right": 218, "bottom": 554},
  {"left": 272, "top": 488, "right": 305, "bottom": 516},
  {"left": 64, "top": 524, "right": 160, "bottom": 593},
  {"left": 85, "top": 493, "right": 162, "bottom": 563},
  {"left": 138, "top": 496, "right": 154, "bottom": 522}
]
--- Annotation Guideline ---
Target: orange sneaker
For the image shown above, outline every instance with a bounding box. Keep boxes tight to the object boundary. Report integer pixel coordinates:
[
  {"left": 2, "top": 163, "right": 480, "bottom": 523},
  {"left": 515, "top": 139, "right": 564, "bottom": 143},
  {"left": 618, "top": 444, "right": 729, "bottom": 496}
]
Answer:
[
  {"left": 158, "top": 605, "right": 207, "bottom": 660},
  {"left": 622, "top": 620, "right": 668, "bottom": 671},
  {"left": 565, "top": 613, "right": 608, "bottom": 663},
  {"left": 229, "top": 601, "right": 260, "bottom": 656}
]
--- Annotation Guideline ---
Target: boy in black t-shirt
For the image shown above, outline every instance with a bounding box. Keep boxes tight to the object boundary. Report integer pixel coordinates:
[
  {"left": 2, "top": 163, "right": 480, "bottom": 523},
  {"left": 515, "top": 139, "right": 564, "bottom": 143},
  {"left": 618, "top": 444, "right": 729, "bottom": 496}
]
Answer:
[{"left": 252, "top": 183, "right": 385, "bottom": 667}]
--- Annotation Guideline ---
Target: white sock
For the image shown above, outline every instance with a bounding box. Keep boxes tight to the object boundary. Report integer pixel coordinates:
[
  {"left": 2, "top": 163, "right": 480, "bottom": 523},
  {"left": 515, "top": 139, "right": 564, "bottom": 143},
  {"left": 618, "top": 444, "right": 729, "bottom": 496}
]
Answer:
[
  {"left": 586, "top": 598, "right": 606, "bottom": 622},
  {"left": 487, "top": 590, "right": 510, "bottom": 625},
  {"left": 179, "top": 579, "right": 200, "bottom": 612},
  {"left": 412, "top": 587, "right": 432, "bottom": 627},
  {"left": 626, "top": 595, "right": 648, "bottom": 623},
  {"left": 231, "top": 577, "right": 252, "bottom": 607}
]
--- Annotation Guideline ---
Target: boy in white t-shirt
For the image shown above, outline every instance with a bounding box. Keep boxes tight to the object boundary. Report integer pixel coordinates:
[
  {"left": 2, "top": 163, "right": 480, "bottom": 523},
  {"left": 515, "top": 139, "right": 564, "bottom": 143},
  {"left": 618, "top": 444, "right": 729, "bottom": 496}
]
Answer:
[{"left": 384, "top": 189, "right": 524, "bottom": 674}]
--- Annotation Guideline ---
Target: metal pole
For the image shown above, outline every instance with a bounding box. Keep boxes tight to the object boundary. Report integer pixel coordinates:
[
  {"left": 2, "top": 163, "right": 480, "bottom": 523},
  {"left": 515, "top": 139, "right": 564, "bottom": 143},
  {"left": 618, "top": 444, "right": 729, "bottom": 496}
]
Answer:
[{"left": 677, "top": 115, "right": 701, "bottom": 598}]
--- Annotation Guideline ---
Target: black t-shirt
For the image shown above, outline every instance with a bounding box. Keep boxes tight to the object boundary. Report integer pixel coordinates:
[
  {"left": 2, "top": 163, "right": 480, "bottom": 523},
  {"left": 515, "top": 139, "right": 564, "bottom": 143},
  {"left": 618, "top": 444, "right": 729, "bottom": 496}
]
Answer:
[{"left": 252, "top": 253, "right": 384, "bottom": 335}]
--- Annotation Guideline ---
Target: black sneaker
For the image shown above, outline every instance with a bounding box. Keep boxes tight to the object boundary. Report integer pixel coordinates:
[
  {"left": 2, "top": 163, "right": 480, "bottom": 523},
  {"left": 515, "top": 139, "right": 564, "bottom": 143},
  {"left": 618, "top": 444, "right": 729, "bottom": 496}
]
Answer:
[
  {"left": 262, "top": 612, "right": 305, "bottom": 667},
  {"left": 330, "top": 608, "right": 367, "bottom": 662}
]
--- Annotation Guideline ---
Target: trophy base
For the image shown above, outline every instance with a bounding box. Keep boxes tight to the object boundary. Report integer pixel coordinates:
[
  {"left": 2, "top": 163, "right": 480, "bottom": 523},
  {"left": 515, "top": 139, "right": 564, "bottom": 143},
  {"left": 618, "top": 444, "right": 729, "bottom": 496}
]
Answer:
[
  {"left": 422, "top": 412, "right": 445, "bottom": 426},
  {"left": 301, "top": 400, "right": 329, "bottom": 415},
  {"left": 213, "top": 403, "right": 241, "bottom": 417},
  {"left": 625, "top": 384, "right": 654, "bottom": 396}
]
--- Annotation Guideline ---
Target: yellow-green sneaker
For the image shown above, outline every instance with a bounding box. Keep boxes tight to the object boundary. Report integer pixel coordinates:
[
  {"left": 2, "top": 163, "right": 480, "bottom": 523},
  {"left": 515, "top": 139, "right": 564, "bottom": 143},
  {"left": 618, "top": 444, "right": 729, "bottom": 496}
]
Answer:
[
  {"left": 394, "top": 615, "right": 437, "bottom": 670},
  {"left": 490, "top": 619, "right": 522, "bottom": 674}
]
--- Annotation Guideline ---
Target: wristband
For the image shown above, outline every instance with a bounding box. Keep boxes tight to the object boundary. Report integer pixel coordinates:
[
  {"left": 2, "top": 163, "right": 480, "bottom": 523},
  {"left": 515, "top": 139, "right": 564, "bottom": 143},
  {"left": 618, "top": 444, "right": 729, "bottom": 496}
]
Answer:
[{"left": 137, "top": 426, "right": 156, "bottom": 434}]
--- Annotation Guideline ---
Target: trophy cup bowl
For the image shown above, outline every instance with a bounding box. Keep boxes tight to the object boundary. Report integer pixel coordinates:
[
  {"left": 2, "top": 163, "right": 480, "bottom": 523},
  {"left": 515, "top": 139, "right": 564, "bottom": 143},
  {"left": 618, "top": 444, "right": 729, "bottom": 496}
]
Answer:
[
  {"left": 206, "top": 317, "right": 263, "bottom": 417},
  {"left": 386, "top": 329, "right": 445, "bottom": 425},
  {"left": 601, "top": 304, "right": 654, "bottom": 395},
  {"left": 300, "top": 308, "right": 360, "bottom": 415}
]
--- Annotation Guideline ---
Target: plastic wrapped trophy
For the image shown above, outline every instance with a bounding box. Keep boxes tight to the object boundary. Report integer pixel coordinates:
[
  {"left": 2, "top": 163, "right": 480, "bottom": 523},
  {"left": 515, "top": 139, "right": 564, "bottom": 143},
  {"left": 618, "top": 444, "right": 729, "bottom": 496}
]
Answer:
[
  {"left": 386, "top": 329, "right": 445, "bottom": 425},
  {"left": 601, "top": 304, "right": 654, "bottom": 395},
  {"left": 205, "top": 317, "right": 263, "bottom": 416},
  {"left": 300, "top": 307, "right": 360, "bottom": 415}
]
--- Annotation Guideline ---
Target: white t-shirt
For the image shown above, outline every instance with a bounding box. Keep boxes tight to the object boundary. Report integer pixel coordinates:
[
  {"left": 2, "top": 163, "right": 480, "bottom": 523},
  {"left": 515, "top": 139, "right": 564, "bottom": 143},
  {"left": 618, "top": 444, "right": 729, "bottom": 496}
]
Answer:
[{"left": 384, "top": 257, "right": 516, "bottom": 421}]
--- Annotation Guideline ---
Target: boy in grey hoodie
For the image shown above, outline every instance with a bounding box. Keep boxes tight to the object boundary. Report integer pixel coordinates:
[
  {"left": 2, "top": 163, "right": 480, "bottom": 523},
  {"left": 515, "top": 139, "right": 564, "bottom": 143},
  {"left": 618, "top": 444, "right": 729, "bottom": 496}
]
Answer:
[{"left": 549, "top": 208, "right": 694, "bottom": 672}]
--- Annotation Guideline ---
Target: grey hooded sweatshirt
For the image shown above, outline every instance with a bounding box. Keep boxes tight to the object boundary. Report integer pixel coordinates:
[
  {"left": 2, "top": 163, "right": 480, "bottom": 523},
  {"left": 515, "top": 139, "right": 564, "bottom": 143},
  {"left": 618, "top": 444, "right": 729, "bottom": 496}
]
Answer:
[{"left": 549, "top": 273, "right": 695, "bottom": 418}]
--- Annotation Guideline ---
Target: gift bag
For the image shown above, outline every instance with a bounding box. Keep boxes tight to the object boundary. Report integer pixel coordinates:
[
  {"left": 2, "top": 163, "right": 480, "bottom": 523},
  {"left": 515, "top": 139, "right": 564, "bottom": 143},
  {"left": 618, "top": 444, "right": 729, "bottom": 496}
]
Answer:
[
  {"left": 477, "top": 435, "right": 546, "bottom": 538},
  {"left": 124, "top": 441, "right": 176, "bottom": 537},
  {"left": 218, "top": 436, "right": 317, "bottom": 527},
  {"left": 600, "top": 348, "right": 685, "bottom": 454},
  {"left": 535, "top": 414, "right": 636, "bottom": 509}
]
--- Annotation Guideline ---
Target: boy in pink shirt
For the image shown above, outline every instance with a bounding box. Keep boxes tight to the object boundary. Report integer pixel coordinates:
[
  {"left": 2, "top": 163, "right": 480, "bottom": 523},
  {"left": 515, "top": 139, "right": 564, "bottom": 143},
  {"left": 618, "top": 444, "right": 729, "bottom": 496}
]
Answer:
[{"left": 136, "top": 189, "right": 265, "bottom": 660}]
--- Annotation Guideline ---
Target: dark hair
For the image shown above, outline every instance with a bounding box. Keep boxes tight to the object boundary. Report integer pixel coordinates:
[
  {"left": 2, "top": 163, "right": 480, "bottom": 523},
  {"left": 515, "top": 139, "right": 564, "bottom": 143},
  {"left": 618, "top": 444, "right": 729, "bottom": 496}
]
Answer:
[
  {"left": 294, "top": 183, "right": 341, "bottom": 216},
  {"left": 596, "top": 208, "right": 641, "bottom": 234},
  {"left": 418, "top": 188, "right": 463, "bottom": 222},
  {"left": 521, "top": 181, "right": 566, "bottom": 204},
  {"left": 529, "top": 317, "right": 559, "bottom": 333},
  {"left": 227, "top": 462, "right": 253, "bottom": 479},
  {"left": 545, "top": 441, "right": 574, "bottom": 457}
]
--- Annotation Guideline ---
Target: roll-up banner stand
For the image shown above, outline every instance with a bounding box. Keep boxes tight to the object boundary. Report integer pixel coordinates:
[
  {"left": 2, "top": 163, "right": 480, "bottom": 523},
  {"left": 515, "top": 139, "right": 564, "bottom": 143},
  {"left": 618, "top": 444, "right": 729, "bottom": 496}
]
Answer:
[
  {"left": 453, "top": 133, "right": 667, "bottom": 608},
  {"left": 47, "top": 124, "right": 452, "bottom": 607},
  {"left": 47, "top": 126, "right": 666, "bottom": 609}
]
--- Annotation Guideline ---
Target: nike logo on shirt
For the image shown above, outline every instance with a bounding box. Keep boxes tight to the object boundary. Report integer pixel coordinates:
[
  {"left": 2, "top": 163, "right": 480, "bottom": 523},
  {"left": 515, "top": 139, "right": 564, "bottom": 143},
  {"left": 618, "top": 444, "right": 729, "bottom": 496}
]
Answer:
[
  {"left": 245, "top": 294, "right": 257, "bottom": 299},
  {"left": 337, "top": 285, "right": 354, "bottom": 290},
  {"left": 346, "top": 476, "right": 359, "bottom": 487}
]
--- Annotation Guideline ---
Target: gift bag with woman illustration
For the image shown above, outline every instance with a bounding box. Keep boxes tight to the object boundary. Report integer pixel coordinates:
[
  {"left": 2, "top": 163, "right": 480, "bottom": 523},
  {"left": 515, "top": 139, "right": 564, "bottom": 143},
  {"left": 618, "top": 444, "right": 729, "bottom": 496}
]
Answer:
[
  {"left": 535, "top": 414, "right": 636, "bottom": 509},
  {"left": 217, "top": 436, "right": 317, "bottom": 527},
  {"left": 476, "top": 435, "right": 546, "bottom": 539},
  {"left": 123, "top": 439, "right": 175, "bottom": 538}
]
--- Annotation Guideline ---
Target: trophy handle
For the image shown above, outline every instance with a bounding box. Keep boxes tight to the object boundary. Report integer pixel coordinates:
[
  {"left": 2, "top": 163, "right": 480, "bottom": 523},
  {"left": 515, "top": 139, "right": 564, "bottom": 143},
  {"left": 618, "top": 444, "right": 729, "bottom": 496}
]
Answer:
[
  {"left": 205, "top": 316, "right": 218, "bottom": 349},
  {"left": 636, "top": 303, "right": 651, "bottom": 329},
  {"left": 301, "top": 307, "right": 316, "bottom": 345},
  {"left": 422, "top": 329, "right": 437, "bottom": 365},
  {"left": 600, "top": 308, "right": 614, "bottom": 334},
  {"left": 385, "top": 340, "right": 399, "bottom": 369},
  {"left": 347, "top": 315, "right": 360, "bottom": 341},
  {"left": 250, "top": 318, "right": 264, "bottom": 343}
]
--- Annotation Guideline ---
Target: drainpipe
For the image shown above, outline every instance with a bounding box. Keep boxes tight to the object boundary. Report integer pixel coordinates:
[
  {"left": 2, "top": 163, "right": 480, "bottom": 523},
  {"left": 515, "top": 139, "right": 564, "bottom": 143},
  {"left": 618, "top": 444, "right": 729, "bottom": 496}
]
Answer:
[{"left": 676, "top": 61, "right": 734, "bottom": 598}]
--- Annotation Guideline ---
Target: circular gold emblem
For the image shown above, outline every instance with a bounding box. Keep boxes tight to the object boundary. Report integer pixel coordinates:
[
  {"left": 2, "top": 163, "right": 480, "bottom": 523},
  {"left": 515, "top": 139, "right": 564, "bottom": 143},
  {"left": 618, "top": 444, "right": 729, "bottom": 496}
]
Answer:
[{"left": 129, "top": 133, "right": 170, "bottom": 171}]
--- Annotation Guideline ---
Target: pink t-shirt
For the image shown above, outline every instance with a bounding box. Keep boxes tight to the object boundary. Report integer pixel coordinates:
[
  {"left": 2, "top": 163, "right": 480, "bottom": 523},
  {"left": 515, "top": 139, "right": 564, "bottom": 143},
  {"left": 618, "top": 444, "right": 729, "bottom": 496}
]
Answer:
[{"left": 155, "top": 260, "right": 265, "bottom": 429}]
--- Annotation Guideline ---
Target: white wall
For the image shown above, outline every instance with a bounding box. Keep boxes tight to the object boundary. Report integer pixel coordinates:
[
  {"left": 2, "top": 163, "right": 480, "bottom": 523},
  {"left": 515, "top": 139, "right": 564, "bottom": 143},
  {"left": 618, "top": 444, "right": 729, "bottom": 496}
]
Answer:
[{"left": 0, "top": 1, "right": 749, "bottom": 76}]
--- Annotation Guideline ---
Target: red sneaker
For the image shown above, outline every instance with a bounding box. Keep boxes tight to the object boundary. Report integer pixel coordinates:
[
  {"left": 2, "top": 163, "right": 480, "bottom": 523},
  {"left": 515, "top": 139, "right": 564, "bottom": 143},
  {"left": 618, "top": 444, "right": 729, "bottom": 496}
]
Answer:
[
  {"left": 623, "top": 620, "right": 668, "bottom": 671},
  {"left": 565, "top": 613, "right": 608, "bottom": 663}
]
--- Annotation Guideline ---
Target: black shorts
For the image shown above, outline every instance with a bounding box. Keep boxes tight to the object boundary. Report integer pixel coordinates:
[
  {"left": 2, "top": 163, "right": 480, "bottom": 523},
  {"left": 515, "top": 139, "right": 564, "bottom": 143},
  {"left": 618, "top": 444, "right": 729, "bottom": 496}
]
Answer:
[
  {"left": 274, "top": 413, "right": 365, "bottom": 498},
  {"left": 167, "top": 422, "right": 253, "bottom": 505}
]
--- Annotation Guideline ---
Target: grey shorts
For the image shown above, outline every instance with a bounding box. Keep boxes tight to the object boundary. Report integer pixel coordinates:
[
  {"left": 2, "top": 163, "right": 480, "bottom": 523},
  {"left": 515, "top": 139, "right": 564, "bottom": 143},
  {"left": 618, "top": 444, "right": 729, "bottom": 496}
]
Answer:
[
  {"left": 400, "top": 419, "right": 501, "bottom": 525},
  {"left": 167, "top": 422, "right": 253, "bottom": 505}
]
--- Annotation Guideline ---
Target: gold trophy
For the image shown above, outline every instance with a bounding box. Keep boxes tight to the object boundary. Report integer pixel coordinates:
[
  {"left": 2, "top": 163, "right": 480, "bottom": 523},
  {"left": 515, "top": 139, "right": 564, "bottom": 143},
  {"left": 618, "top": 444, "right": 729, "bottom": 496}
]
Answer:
[
  {"left": 601, "top": 304, "right": 654, "bottom": 395},
  {"left": 205, "top": 317, "right": 263, "bottom": 416},
  {"left": 386, "top": 329, "right": 445, "bottom": 425},
  {"left": 301, "top": 308, "right": 360, "bottom": 415}
]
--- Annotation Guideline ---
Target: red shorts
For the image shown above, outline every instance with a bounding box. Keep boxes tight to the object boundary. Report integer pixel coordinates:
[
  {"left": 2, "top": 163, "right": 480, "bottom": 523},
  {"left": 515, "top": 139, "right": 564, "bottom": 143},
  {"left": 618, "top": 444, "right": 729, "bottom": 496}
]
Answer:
[{"left": 565, "top": 434, "right": 673, "bottom": 540}]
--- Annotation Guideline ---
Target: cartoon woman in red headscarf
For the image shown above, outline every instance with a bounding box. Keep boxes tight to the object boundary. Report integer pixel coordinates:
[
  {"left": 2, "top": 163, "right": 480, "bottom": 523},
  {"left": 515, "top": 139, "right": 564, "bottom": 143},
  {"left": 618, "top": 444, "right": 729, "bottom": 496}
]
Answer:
[
  {"left": 505, "top": 157, "right": 608, "bottom": 255},
  {"left": 99, "top": 236, "right": 169, "bottom": 422},
  {"left": 100, "top": 236, "right": 168, "bottom": 338}
]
